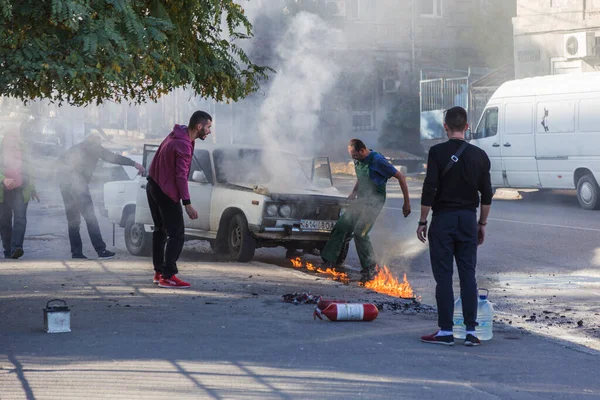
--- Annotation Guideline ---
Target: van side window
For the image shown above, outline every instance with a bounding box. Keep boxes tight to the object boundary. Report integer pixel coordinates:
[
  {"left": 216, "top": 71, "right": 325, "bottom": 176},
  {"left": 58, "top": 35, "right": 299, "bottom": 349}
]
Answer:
[
  {"left": 474, "top": 108, "right": 498, "bottom": 139},
  {"left": 579, "top": 99, "right": 600, "bottom": 132}
]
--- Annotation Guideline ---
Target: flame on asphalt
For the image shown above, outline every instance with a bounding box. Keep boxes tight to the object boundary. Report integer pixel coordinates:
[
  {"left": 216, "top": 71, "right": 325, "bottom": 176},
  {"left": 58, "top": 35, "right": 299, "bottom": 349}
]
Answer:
[
  {"left": 290, "top": 257, "right": 350, "bottom": 284},
  {"left": 360, "top": 265, "right": 415, "bottom": 299}
]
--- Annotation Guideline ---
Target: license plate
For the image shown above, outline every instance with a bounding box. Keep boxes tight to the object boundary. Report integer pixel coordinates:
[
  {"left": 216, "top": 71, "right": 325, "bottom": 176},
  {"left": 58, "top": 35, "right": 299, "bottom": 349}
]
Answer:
[{"left": 300, "top": 220, "right": 336, "bottom": 231}]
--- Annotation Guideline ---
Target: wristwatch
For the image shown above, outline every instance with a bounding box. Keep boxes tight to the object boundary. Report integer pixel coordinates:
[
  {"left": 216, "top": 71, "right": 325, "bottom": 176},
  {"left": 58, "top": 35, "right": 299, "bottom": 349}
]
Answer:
[
  {"left": 418, "top": 220, "right": 428, "bottom": 226},
  {"left": 478, "top": 221, "right": 487, "bottom": 226}
]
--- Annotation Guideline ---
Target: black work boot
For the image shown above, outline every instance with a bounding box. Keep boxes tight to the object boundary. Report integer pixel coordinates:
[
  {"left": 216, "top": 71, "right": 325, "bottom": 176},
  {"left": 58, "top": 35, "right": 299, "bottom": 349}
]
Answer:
[{"left": 360, "top": 264, "right": 377, "bottom": 283}]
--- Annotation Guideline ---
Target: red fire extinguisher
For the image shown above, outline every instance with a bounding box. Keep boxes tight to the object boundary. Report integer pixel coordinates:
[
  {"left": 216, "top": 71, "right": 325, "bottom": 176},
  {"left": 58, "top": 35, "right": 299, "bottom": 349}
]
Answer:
[
  {"left": 314, "top": 299, "right": 347, "bottom": 320},
  {"left": 314, "top": 302, "right": 379, "bottom": 322}
]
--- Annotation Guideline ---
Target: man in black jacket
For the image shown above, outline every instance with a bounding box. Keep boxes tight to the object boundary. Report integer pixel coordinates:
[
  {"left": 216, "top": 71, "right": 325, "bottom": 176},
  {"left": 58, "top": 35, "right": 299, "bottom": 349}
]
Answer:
[
  {"left": 59, "top": 135, "right": 144, "bottom": 259},
  {"left": 417, "top": 107, "right": 493, "bottom": 347}
]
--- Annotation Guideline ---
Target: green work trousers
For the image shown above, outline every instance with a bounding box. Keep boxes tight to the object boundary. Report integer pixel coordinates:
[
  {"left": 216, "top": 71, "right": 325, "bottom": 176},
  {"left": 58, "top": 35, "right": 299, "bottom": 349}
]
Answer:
[{"left": 321, "top": 198, "right": 384, "bottom": 269}]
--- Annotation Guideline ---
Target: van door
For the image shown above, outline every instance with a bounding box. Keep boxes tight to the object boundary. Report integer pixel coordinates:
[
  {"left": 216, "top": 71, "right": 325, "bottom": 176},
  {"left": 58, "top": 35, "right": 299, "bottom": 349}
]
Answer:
[
  {"left": 472, "top": 106, "right": 504, "bottom": 187},
  {"left": 135, "top": 144, "right": 158, "bottom": 225},
  {"left": 501, "top": 99, "right": 540, "bottom": 188},
  {"left": 535, "top": 99, "right": 577, "bottom": 189}
]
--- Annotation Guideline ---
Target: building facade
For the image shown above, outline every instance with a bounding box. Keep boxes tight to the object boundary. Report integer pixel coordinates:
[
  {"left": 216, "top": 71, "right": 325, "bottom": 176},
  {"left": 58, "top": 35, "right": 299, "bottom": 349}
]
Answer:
[{"left": 514, "top": 0, "right": 600, "bottom": 78}]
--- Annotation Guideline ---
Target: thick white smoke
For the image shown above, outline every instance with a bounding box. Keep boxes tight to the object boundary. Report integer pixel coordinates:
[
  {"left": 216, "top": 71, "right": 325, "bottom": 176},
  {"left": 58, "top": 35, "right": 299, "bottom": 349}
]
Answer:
[{"left": 257, "top": 11, "right": 345, "bottom": 188}]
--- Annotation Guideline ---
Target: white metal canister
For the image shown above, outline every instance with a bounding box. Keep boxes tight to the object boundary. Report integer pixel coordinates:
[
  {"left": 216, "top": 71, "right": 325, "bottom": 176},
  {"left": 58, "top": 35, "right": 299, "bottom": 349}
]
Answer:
[{"left": 43, "top": 299, "right": 71, "bottom": 333}]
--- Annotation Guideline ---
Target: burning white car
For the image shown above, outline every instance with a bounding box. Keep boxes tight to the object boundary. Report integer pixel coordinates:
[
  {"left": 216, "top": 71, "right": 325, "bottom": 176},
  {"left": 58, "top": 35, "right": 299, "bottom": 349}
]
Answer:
[{"left": 104, "top": 143, "right": 350, "bottom": 262}]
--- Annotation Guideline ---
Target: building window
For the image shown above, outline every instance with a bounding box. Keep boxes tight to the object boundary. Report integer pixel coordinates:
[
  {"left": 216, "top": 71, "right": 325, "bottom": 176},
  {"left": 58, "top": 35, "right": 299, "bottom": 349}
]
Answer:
[
  {"left": 420, "top": 0, "right": 443, "bottom": 18},
  {"left": 351, "top": 91, "right": 376, "bottom": 131},
  {"left": 346, "top": 0, "right": 374, "bottom": 21}
]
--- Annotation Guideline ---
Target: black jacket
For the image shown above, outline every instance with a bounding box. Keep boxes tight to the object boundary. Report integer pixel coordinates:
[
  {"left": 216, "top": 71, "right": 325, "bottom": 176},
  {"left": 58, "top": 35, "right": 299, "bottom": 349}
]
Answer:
[
  {"left": 60, "top": 140, "right": 135, "bottom": 183},
  {"left": 421, "top": 139, "right": 493, "bottom": 215}
]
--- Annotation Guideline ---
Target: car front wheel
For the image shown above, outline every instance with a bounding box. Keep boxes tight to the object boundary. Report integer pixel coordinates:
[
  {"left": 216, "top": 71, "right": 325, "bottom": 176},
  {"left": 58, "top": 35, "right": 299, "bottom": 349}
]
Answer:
[
  {"left": 228, "top": 214, "right": 256, "bottom": 262},
  {"left": 124, "top": 213, "right": 152, "bottom": 256}
]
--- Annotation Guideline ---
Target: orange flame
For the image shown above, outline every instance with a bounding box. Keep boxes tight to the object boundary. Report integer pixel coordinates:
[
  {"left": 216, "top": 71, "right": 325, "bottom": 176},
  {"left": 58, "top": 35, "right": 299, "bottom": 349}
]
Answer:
[
  {"left": 291, "top": 257, "right": 303, "bottom": 268},
  {"left": 289, "top": 258, "right": 350, "bottom": 284},
  {"left": 361, "top": 265, "right": 414, "bottom": 299}
]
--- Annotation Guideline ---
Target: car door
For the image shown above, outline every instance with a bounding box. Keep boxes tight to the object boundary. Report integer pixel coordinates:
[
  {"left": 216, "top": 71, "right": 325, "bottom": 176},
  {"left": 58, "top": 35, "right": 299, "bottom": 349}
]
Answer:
[
  {"left": 185, "top": 149, "right": 213, "bottom": 232},
  {"left": 134, "top": 144, "right": 158, "bottom": 225},
  {"left": 502, "top": 99, "right": 540, "bottom": 188},
  {"left": 471, "top": 106, "right": 505, "bottom": 187},
  {"left": 311, "top": 157, "right": 334, "bottom": 187}
]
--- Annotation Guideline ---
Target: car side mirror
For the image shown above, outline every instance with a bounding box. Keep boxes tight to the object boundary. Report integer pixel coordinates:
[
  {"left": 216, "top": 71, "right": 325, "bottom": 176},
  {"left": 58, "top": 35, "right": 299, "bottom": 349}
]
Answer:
[{"left": 192, "top": 170, "right": 209, "bottom": 183}]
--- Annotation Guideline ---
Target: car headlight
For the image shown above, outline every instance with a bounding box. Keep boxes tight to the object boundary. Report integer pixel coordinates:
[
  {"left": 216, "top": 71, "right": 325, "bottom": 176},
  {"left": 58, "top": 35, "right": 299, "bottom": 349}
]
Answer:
[
  {"left": 279, "top": 204, "right": 292, "bottom": 218},
  {"left": 339, "top": 207, "right": 347, "bottom": 217},
  {"left": 266, "top": 204, "right": 278, "bottom": 217}
]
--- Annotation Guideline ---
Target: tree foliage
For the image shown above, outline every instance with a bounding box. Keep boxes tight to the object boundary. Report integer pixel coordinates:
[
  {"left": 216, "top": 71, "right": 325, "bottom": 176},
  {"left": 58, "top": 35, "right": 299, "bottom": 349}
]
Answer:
[{"left": 0, "top": 0, "right": 270, "bottom": 105}]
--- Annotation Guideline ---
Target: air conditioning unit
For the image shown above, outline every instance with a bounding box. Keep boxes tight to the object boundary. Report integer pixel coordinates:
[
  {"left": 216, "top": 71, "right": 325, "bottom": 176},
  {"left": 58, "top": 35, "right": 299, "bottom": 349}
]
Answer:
[
  {"left": 564, "top": 32, "right": 596, "bottom": 59},
  {"left": 382, "top": 77, "right": 401, "bottom": 93}
]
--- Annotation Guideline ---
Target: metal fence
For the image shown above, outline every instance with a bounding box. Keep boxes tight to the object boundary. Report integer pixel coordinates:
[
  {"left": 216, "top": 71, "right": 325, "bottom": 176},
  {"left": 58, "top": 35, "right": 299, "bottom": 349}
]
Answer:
[{"left": 420, "top": 76, "right": 470, "bottom": 113}]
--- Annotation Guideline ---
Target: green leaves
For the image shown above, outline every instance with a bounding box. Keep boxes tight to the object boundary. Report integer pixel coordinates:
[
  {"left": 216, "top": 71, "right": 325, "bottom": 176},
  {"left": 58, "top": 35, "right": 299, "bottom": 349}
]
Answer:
[{"left": 0, "top": 0, "right": 271, "bottom": 105}]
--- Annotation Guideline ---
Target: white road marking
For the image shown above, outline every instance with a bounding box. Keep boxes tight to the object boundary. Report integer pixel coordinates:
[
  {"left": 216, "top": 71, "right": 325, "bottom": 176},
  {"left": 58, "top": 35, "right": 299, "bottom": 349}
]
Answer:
[{"left": 384, "top": 206, "right": 600, "bottom": 233}]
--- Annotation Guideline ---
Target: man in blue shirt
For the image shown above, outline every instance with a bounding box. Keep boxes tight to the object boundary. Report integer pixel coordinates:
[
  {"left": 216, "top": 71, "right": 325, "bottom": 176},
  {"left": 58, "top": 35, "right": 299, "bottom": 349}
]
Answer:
[{"left": 321, "top": 139, "right": 411, "bottom": 282}]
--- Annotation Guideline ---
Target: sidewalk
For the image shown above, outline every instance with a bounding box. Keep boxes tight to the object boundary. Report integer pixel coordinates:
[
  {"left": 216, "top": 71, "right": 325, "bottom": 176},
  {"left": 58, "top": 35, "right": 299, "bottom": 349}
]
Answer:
[{"left": 1, "top": 257, "right": 599, "bottom": 399}]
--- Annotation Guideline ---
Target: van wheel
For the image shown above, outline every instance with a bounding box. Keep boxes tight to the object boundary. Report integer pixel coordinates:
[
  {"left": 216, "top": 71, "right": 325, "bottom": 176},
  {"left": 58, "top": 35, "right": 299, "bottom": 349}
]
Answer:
[
  {"left": 228, "top": 214, "right": 256, "bottom": 262},
  {"left": 124, "top": 213, "right": 152, "bottom": 256},
  {"left": 577, "top": 174, "right": 600, "bottom": 210}
]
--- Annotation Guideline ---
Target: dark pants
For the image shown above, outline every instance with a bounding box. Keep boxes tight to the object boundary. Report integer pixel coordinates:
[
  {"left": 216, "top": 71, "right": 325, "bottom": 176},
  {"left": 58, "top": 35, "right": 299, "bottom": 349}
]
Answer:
[
  {"left": 60, "top": 180, "right": 106, "bottom": 256},
  {"left": 428, "top": 209, "right": 478, "bottom": 332},
  {"left": 321, "top": 197, "right": 384, "bottom": 269},
  {"left": 147, "top": 178, "right": 184, "bottom": 279},
  {"left": 0, "top": 187, "right": 29, "bottom": 257}
]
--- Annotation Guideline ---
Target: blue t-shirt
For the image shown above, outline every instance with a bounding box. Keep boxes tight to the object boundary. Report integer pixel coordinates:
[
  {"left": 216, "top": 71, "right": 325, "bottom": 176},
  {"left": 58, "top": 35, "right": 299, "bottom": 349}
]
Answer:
[
  {"left": 368, "top": 151, "right": 398, "bottom": 186},
  {"left": 355, "top": 150, "right": 398, "bottom": 197}
]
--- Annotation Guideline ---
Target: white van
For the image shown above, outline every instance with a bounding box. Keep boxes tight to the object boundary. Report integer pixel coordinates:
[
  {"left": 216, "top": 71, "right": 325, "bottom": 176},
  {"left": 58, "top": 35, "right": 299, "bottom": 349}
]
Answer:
[{"left": 470, "top": 72, "right": 600, "bottom": 210}]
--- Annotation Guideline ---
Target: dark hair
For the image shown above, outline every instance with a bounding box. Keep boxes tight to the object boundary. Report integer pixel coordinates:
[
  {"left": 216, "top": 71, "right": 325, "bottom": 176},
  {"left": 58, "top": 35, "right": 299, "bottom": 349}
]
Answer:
[
  {"left": 188, "top": 110, "right": 212, "bottom": 129},
  {"left": 444, "top": 106, "right": 468, "bottom": 132},
  {"left": 349, "top": 138, "right": 367, "bottom": 152}
]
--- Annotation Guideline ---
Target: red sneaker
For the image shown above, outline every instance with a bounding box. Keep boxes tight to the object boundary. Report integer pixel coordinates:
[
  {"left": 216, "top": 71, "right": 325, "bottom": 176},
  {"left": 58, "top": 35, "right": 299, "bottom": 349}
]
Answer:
[
  {"left": 158, "top": 275, "right": 191, "bottom": 289},
  {"left": 153, "top": 272, "right": 162, "bottom": 284}
]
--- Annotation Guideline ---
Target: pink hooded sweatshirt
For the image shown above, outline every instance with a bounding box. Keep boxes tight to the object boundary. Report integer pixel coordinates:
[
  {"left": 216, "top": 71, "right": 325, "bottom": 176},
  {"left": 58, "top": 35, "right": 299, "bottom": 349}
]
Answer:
[{"left": 149, "top": 125, "right": 195, "bottom": 204}]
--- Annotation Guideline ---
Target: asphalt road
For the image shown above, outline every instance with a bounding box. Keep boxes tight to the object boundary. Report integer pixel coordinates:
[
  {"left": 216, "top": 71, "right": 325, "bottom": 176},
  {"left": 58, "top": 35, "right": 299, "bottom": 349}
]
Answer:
[
  {"left": 15, "top": 177, "right": 600, "bottom": 350},
  {"left": 3, "top": 178, "right": 600, "bottom": 399}
]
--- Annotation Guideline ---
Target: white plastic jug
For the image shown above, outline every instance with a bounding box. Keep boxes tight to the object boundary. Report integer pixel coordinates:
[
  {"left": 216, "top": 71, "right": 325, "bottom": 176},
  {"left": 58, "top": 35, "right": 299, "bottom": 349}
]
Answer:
[
  {"left": 452, "top": 297, "right": 466, "bottom": 339},
  {"left": 476, "top": 289, "right": 494, "bottom": 341},
  {"left": 453, "top": 289, "right": 494, "bottom": 341}
]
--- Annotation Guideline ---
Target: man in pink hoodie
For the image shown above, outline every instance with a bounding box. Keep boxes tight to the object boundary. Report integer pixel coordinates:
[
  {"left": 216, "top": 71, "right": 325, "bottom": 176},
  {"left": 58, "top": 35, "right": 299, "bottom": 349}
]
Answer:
[{"left": 147, "top": 111, "right": 212, "bottom": 288}]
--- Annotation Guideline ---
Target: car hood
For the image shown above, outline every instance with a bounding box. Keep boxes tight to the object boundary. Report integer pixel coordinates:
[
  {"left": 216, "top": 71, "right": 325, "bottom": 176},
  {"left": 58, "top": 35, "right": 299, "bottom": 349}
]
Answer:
[{"left": 227, "top": 182, "right": 347, "bottom": 201}]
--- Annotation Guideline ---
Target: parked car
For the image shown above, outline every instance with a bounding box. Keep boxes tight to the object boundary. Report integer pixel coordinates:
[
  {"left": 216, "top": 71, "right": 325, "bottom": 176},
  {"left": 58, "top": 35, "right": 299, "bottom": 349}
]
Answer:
[
  {"left": 104, "top": 143, "right": 351, "bottom": 262},
  {"left": 469, "top": 72, "right": 600, "bottom": 210}
]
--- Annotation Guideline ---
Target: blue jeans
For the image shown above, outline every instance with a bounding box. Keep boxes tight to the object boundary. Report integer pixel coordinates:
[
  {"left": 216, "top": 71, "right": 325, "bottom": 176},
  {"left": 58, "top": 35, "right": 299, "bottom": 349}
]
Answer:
[
  {"left": 428, "top": 209, "right": 479, "bottom": 331},
  {"left": 0, "top": 187, "right": 29, "bottom": 257}
]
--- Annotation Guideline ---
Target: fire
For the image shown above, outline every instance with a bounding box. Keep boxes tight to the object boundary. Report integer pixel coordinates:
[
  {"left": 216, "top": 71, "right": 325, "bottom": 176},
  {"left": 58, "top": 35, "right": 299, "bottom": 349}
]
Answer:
[
  {"left": 290, "top": 258, "right": 350, "bottom": 284},
  {"left": 291, "top": 257, "right": 303, "bottom": 268},
  {"left": 361, "top": 265, "right": 414, "bottom": 299}
]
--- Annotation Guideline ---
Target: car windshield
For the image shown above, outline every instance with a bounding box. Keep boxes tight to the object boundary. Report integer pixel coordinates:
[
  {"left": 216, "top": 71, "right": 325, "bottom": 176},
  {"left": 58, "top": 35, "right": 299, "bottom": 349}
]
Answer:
[{"left": 213, "top": 149, "right": 312, "bottom": 187}]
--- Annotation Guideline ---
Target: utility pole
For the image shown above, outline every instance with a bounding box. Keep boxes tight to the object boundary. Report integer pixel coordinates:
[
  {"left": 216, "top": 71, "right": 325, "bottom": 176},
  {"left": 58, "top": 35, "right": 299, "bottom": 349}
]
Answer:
[{"left": 411, "top": 0, "right": 416, "bottom": 74}]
